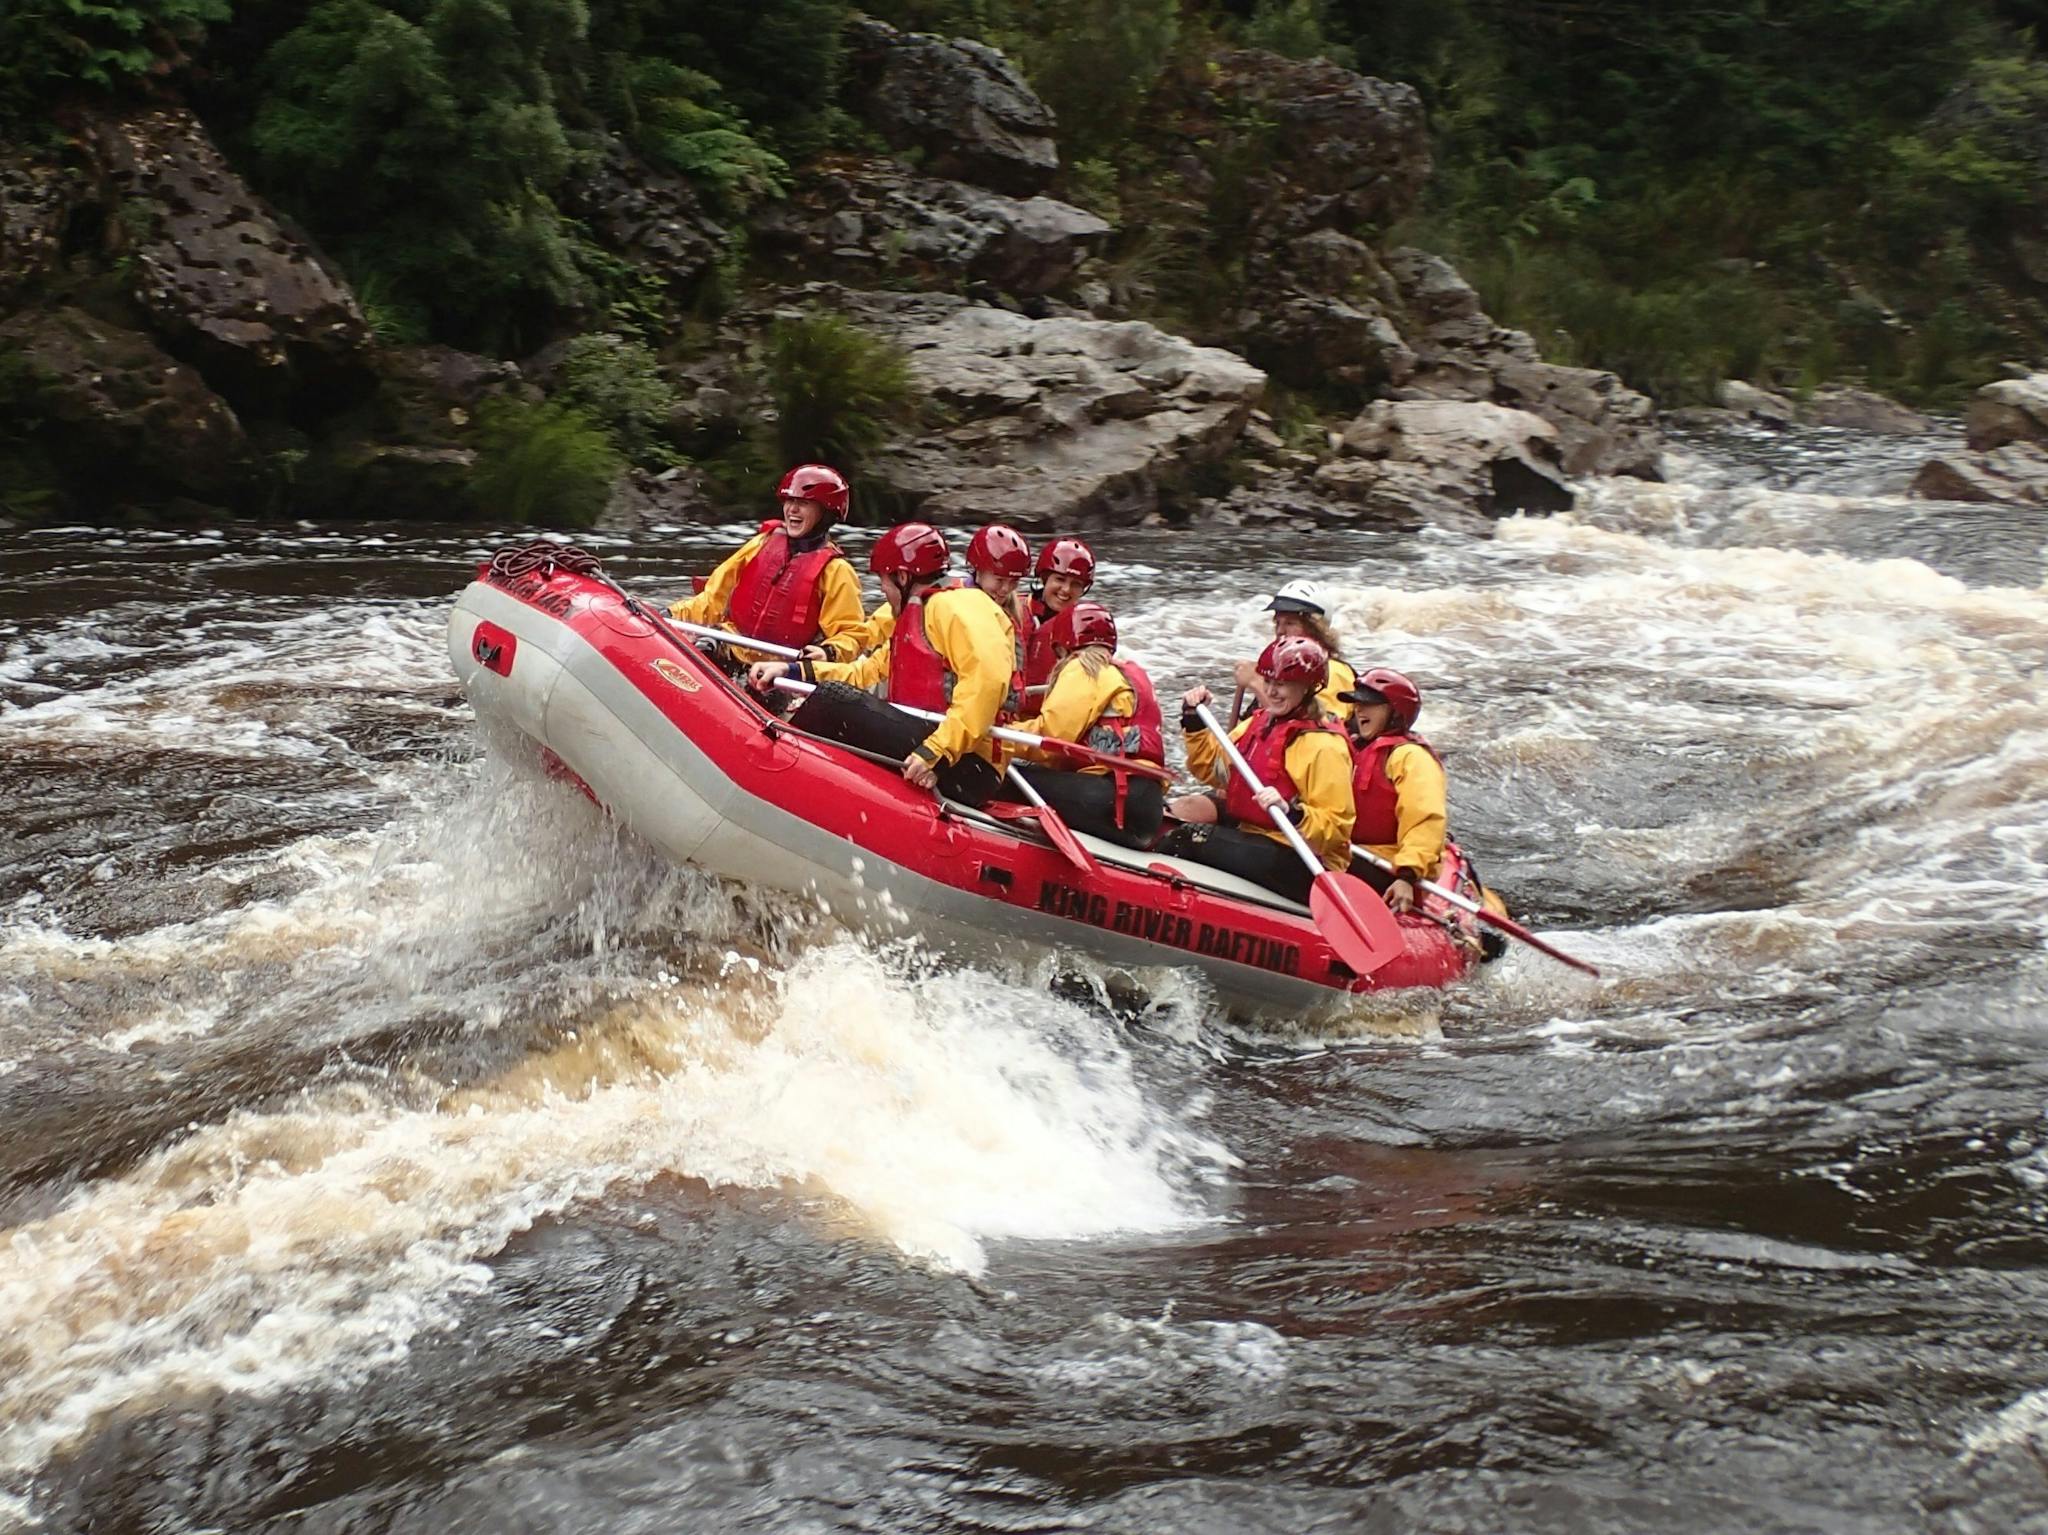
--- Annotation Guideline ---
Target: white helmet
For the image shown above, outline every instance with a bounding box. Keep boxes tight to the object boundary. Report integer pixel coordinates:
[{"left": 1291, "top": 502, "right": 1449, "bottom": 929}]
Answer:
[{"left": 1264, "top": 578, "right": 1325, "bottom": 615}]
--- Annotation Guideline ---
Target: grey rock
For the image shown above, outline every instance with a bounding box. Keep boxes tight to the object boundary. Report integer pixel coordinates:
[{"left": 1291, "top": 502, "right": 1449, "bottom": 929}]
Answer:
[
  {"left": 1491, "top": 357, "right": 1662, "bottom": 478},
  {"left": 0, "top": 306, "right": 257, "bottom": 503},
  {"left": 1336, "top": 398, "right": 1573, "bottom": 518},
  {"left": 811, "top": 288, "right": 1265, "bottom": 528},
  {"left": 88, "top": 106, "right": 373, "bottom": 413},
  {"left": 844, "top": 17, "right": 1059, "bottom": 195},
  {"left": 558, "top": 139, "right": 726, "bottom": 301},
  {"left": 756, "top": 158, "right": 1108, "bottom": 297},
  {"left": 1966, "top": 373, "right": 2048, "bottom": 450},
  {"left": 1910, "top": 443, "right": 2048, "bottom": 506},
  {"left": 1717, "top": 379, "right": 1798, "bottom": 426},
  {"left": 1801, "top": 385, "right": 1934, "bottom": 435},
  {"left": 1240, "top": 291, "right": 1416, "bottom": 395},
  {"left": 294, "top": 443, "right": 479, "bottom": 521}
]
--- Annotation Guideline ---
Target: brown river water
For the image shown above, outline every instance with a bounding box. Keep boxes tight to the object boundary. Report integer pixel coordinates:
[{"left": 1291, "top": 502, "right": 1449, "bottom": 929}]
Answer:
[{"left": 2, "top": 422, "right": 2046, "bottom": 1532}]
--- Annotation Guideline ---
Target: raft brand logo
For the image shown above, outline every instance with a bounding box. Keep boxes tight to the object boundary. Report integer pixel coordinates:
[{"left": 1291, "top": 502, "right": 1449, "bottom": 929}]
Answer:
[{"left": 651, "top": 657, "right": 701, "bottom": 694}]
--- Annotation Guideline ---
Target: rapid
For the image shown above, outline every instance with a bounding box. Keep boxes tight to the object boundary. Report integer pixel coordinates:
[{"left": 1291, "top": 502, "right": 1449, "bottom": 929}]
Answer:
[{"left": 2, "top": 421, "right": 2046, "bottom": 1532}]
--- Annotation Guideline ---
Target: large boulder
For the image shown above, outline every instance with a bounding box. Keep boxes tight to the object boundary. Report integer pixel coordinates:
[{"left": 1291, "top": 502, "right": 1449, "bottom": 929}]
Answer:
[
  {"left": 1214, "top": 50, "right": 1431, "bottom": 234},
  {"left": 0, "top": 307, "right": 258, "bottom": 506},
  {"left": 1965, "top": 373, "right": 2048, "bottom": 450},
  {"left": 1326, "top": 398, "right": 1574, "bottom": 521},
  {"left": 754, "top": 156, "right": 1108, "bottom": 297},
  {"left": 1802, "top": 385, "right": 1933, "bottom": 435},
  {"left": 821, "top": 289, "right": 1265, "bottom": 528},
  {"left": 1382, "top": 247, "right": 1662, "bottom": 479},
  {"left": 1910, "top": 444, "right": 2048, "bottom": 506},
  {"left": 843, "top": 17, "right": 1060, "bottom": 196},
  {"left": 87, "top": 107, "right": 373, "bottom": 415},
  {"left": 557, "top": 139, "right": 726, "bottom": 302}
]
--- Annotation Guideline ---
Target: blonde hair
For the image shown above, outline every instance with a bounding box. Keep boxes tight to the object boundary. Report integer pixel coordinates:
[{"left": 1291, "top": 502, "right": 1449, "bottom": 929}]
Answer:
[
  {"left": 1047, "top": 644, "right": 1113, "bottom": 691},
  {"left": 1299, "top": 612, "right": 1341, "bottom": 658}
]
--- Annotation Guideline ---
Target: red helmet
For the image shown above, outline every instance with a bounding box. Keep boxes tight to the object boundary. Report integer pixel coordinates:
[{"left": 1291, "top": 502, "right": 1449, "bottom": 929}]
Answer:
[
  {"left": 776, "top": 462, "right": 851, "bottom": 517},
  {"left": 967, "top": 523, "right": 1032, "bottom": 578},
  {"left": 1343, "top": 666, "right": 1422, "bottom": 730},
  {"left": 1054, "top": 600, "right": 1118, "bottom": 653},
  {"left": 869, "top": 522, "right": 949, "bottom": 581},
  {"left": 1257, "top": 635, "right": 1328, "bottom": 689},
  {"left": 1034, "top": 537, "right": 1096, "bottom": 584}
]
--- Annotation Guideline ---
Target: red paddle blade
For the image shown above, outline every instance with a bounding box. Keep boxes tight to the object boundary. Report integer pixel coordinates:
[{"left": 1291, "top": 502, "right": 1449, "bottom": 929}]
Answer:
[
  {"left": 1310, "top": 871, "right": 1407, "bottom": 978},
  {"left": 1031, "top": 804, "right": 1098, "bottom": 876}
]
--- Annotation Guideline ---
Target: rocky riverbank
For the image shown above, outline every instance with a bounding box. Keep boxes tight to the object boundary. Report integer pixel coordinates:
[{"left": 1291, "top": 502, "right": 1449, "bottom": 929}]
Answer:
[{"left": 10, "top": 15, "right": 1667, "bottom": 531}]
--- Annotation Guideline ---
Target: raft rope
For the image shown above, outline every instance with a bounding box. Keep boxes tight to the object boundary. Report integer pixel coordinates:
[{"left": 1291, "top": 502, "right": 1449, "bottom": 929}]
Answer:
[{"left": 486, "top": 539, "right": 606, "bottom": 581}]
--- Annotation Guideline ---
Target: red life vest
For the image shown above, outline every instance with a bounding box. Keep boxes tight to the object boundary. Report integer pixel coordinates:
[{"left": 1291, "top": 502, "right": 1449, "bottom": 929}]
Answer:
[
  {"left": 1022, "top": 596, "right": 1062, "bottom": 690},
  {"left": 1350, "top": 730, "right": 1441, "bottom": 847},
  {"left": 727, "top": 520, "right": 847, "bottom": 649},
  {"left": 887, "top": 587, "right": 952, "bottom": 711},
  {"left": 1084, "top": 660, "right": 1165, "bottom": 765},
  {"left": 1221, "top": 709, "right": 1343, "bottom": 827}
]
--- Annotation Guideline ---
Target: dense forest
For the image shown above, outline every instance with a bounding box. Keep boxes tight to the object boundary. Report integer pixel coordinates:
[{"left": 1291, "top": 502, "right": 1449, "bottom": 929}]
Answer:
[{"left": 5, "top": 0, "right": 2048, "bottom": 522}]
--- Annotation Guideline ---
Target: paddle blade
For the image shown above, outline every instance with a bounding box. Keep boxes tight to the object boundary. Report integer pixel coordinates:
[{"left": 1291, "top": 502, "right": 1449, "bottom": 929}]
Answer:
[
  {"left": 1032, "top": 802, "right": 1098, "bottom": 876},
  {"left": 1310, "top": 871, "right": 1407, "bottom": 978}
]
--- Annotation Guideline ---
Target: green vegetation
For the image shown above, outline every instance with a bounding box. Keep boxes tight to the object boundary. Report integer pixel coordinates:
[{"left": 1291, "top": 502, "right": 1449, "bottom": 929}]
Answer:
[
  {"left": 470, "top": 399, "right": 625, "bottom": 527},
  {"left": 764, "top": 308, "right": 917, "bottom": 472},
  {"left": 7, "top": 0, "right": 2046, "bottom": 413},
  {"left": 553, "top": 333, "right": 677, "bottom": 464}
]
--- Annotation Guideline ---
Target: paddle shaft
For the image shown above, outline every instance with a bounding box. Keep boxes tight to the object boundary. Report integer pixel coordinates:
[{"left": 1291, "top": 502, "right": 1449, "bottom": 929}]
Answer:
[
  {"left": 769, "top": 676, "right": 1165, "bottom": 778},
  {"left": 1192, "top": 702, "right": 1326, "bottom": 880},
  {"left": 1348, "top": 843, "right": 1601, "bottom": 976},
  {"left": 669, "top": 619, "right": 806, "bottom": 660}
]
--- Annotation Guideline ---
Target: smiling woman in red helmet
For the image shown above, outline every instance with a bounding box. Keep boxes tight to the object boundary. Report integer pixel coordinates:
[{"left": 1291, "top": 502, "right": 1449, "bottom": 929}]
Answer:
[
  {"left": 669, "top": 464, "right": 867, "bottom": 658},
  {"left": 1231, "top": 578, "right": 1358, "bottom": 722},
  {"left": 1338, "top": 668, "right": 1445, "bottom": 914},
  {"left": 747, "top": 523, "right": 1017, "bottom": 805},
  {"left": 1002, "top": 600, "right": 1166, "bottom": 848},
  {"left": 1161, "top": 635, "right": 1357, "bottom": 904},
  {"left": 1017, "top": 537, "right": 1097, "bottom": 693}
]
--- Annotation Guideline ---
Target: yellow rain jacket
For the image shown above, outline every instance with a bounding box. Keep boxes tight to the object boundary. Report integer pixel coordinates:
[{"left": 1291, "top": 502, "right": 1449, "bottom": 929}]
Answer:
[
  {"left": 813, "top": 584, "right": 1015, "bottom": 766},
  {"left": 669, "top": 529, "right": 867, "bottom": 652},
  {"left": 1354, "top": 740, "right": 1448, "bottom": 881},
  {"left": 1186, "top": 713, "right": 1356, "bottom": 870},
  {"left": 818, "top": 599, "right": 896, "bottom": 661},
  {"left": 1011, "top": 660, "right": 1137, "bottom": 776},
  {"left": 1321, "top": 656, "right": 1357, "bottom": 723}
]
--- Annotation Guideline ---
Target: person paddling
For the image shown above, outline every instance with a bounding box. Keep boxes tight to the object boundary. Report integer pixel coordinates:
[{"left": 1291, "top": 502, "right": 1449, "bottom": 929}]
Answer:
[
  {"left": 670, "top": 464, "right": 867, "bottom": 658},
  {"left": 1002, "top": 601, "right": 1166, "bottom": 848},
  {"left": 747, "top": 523, "right": 1014, "bottom": 805},
  {"left": 1017, "top": 537, "right": 1097, "bottom": 693},
  {"left": 1339, "top": 668, "right": 1446, "bottom": 914},
  {"left": 1163, "top": 636, "right": 1356, "bottom": 903},
  {"left": 1233, "top": 579, "right": 1357, "bottom": 722}
]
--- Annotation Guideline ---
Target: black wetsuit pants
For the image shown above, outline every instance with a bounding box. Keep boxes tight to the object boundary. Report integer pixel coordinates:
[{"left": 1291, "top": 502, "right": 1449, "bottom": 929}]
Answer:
[
  {"left": 1155, "top": 821, "right": 1316, "bottom": 904},
  {"left": 788, "top": 681, "right": 1003, "bottom": 807},
  {"left": 1000, "top": 768, "right": 1165, "bottom": 850}
]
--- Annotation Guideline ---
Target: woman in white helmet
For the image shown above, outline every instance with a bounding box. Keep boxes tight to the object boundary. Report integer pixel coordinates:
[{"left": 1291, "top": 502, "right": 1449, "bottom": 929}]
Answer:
[{"left": 1232, "top": 578, "right": 1357, "bottom": 722}]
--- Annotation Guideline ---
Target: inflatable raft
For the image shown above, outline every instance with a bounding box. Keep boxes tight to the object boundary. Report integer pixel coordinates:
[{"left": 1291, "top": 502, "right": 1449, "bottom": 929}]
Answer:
[{"left": 447, "top": 546, "right": 1482, "bottom": 1017}]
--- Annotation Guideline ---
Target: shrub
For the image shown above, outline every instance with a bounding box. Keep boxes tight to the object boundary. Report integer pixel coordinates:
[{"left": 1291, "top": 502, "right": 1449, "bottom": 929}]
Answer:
[
  {"left": 470, "top": 398, "right": 624, "bottom": 527},
  {"left": 612, "top": 58, "right": 788, "bottom": 219},
  {"left": 1000, "top": 0, "right": 1179, "bottom": 162},
  {"left": 764, "top": 309, "right": 917, "bottom": 472},
  {"left": 0, "top": 0, "right": 230, "bottom": 129},
  {"left": 553, "top": 333, "right": 676, "bottom": 463}
]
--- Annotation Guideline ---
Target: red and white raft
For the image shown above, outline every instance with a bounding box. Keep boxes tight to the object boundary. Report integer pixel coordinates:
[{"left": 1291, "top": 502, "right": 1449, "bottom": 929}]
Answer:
[{"left": 447, "top": 556, "right": 1482, "bottom": 1018}]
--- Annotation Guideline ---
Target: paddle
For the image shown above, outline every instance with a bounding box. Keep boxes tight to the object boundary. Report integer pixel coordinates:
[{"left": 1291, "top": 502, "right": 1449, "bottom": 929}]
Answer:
[
  {"left": 1348, "top": 844, "right": 1601, "bottom": 977},
  {"left": 1002, "top": 763, "right": 1099, "bottom": 875},
  {"left": 769, "top": 677, "right": 1097, "bottom": 872},
  {"left": 1192, "top": 702, "right": 1405, "bottom": 978},
  {"left": 669, "top": 619, "right": 805, "bottom": 660},
  {"left": 765, "top": 676, "right": 1169, "bottom": 781}
]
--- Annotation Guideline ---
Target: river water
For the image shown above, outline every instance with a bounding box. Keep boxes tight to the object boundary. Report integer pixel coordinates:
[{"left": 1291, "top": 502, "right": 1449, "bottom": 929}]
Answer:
[{"left": 2, "top": 423, "right": 2046, "bottom": 1532}]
